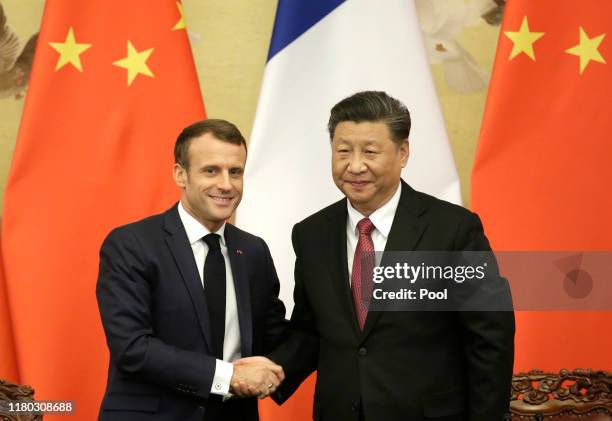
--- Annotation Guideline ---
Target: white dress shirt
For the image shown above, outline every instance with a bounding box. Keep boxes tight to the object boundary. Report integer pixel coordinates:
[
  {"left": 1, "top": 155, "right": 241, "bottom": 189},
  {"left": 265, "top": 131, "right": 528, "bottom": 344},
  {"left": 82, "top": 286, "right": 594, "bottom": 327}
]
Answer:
[
  {"left": 178, "top": 202, "right": 240, "bottom": 396},
  {"left": 346, "top": 183, "right": 402, "bottom": 282}
]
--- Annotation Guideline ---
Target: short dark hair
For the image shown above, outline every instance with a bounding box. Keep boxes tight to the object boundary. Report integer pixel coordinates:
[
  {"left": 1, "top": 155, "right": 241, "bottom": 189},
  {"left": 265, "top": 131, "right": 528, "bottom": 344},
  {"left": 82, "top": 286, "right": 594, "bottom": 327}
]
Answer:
[
  {"left": 328, "top": 91, "right": 411, "bottom": 144},
  {"left": 174, "top": 119, "right": 247, "bottom": 169}
]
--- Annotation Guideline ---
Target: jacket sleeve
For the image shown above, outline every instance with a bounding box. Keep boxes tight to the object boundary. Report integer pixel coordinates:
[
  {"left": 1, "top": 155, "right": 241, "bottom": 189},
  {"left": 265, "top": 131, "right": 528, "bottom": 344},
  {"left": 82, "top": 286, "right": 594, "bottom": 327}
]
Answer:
[
  {"left": 268, "top": 223, "right": 319, "bottom": 404},
  {"left": 455, "top": 212, "right": 515, "bottom": 421},
  {"left": 96, "top": 228, "right": 217, "bottom": 399}
]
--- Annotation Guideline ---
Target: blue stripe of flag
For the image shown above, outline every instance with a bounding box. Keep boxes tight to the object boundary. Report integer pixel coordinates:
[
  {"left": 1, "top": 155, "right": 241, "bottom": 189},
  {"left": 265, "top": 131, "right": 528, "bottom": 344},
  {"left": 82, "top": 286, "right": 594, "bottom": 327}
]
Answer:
[{"left": 267, "top": 0, "right": 345, "bottom": 61}]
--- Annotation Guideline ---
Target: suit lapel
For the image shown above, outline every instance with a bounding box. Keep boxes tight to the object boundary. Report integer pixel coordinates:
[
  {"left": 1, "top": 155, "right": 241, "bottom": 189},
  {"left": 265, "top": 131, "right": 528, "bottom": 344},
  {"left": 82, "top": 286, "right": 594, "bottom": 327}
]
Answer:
[
  {"left": 361, "top": 181, "right": 428, "bottom": 340},
  {"left": 225, "top": 225, "right": 253, "bottom": 357},
  {"left": 384, "top": 182, "right": 428, "bottom": 252},
  {"left": 326, "top": 200, "right": 362, "bottom": 339},
  {"left": 163, "top": 205, "right": 212, "bottom": 352}
]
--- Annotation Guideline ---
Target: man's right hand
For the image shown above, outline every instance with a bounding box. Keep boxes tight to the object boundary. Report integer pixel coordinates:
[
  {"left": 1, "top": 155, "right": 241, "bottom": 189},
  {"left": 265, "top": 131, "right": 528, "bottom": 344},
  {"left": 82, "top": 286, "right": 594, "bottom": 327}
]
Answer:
[{"left": 230, "top": 356, "right": 284, "bottom": 398}]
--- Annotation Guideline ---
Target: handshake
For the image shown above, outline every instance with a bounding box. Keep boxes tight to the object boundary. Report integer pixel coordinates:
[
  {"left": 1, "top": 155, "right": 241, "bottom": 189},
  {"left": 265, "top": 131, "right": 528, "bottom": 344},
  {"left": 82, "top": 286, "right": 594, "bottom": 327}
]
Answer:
[{"left": 230, "top": 356, "right": 284, "bottom": 399}]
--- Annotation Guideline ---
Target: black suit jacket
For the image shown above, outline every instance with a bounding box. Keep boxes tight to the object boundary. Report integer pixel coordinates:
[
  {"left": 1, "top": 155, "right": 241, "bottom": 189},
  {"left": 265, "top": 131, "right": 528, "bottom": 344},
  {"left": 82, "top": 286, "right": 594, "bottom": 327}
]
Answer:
[
  {"left": 270, "top": 181, "right": 515, "bottom": 421},
  {"left": 96, "top": 204, "right": 286, "bottom": 421}
]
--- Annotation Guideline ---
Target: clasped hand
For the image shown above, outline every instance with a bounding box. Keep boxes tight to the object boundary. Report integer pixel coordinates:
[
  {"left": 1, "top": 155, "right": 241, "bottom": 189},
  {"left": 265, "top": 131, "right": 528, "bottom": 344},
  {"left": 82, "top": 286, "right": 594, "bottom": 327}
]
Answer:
[{"left": 230, "top": 356, "right": 284, "bottom": 399}]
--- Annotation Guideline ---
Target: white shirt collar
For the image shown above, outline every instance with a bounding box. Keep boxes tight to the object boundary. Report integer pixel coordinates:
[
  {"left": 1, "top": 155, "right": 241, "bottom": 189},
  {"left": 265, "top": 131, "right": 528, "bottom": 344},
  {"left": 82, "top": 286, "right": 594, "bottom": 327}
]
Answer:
[
  {"left": 178, "top": 201, "right": 226, "bottom": 246},
  {"left": 346, "top": 182, "right": 402, "bottom": 238}
]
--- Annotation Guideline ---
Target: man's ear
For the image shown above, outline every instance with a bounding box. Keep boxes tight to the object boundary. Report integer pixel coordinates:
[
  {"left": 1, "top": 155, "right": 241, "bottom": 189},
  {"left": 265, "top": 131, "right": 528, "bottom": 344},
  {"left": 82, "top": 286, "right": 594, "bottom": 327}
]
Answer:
[
  {"left": 173, "top": 163, "right": 187, "bottom": 188},
  {"left": 400, "top": 139, "right": 409, "bottom": 168}
]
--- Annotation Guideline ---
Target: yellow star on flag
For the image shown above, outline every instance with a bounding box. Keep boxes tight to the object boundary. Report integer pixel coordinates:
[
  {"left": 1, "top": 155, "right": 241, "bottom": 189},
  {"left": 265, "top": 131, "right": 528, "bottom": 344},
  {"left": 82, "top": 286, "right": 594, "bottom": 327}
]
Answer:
[
  {"left": 113, "top": 41, "right": 155, "bottom": 86},
  {"left": 49, "top": 27, "right": 92, "bottom": 72},
  {"left": 565, "top": 27, "right": 606, "bottom": 74},
  {"left": 173, "top": 2, "right": 186, "bottom": 30},
  {"left": 504, "top": 16, "right": 545, "bottom": 61}
]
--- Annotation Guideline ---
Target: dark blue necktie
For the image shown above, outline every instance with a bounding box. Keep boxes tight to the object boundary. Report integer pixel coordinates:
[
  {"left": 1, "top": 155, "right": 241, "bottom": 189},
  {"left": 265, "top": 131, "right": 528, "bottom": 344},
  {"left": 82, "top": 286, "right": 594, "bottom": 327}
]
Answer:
[{"left": 203, "top": 233, "right": 226, "bottom": 359}]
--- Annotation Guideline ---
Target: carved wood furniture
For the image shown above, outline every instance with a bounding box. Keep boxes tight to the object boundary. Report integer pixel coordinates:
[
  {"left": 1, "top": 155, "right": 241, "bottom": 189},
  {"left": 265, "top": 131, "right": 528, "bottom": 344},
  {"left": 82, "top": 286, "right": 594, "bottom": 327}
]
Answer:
[
  {"left": 511, "top": 369, "right": 612, "bottom": 420},
  {"left": 0, "top": 379, "right": 42, "bottom": 421}
]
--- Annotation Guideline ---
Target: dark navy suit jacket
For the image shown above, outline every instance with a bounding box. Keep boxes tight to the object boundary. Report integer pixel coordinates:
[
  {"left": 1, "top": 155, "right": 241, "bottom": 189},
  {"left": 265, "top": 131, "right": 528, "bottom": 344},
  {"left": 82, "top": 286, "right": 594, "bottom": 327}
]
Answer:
[{"left": 96, "top": 204, "right": 286, "bottom": 421}]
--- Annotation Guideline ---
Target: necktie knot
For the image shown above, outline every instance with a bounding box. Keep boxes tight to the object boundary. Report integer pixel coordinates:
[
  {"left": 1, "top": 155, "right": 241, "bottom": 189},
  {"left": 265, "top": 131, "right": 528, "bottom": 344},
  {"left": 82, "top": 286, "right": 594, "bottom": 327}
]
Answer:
[
  {"left": 357, "top": 218, "right": 375, "bottom": 236},
  {"left": 203, "top": 233, "right": 221, "bottom": 251}
]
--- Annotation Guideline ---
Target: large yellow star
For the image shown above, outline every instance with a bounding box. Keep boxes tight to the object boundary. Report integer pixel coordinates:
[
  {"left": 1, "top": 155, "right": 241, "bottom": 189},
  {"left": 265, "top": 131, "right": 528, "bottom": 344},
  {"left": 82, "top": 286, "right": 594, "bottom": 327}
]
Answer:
[
  {"left": 565, "top": 27, "right": 606, "bottom": 74},
  {"left": 113, "top": 41, "right": 155, "bottom": 86},
  {"left": 173, "top": 1, "right": 186, "bottom": 30},
  {"left": 49, "top": 27, "right": 92, "bottom": 72},
  {"left": 504, "top": 16, "right": 545, "bottom": 60}
]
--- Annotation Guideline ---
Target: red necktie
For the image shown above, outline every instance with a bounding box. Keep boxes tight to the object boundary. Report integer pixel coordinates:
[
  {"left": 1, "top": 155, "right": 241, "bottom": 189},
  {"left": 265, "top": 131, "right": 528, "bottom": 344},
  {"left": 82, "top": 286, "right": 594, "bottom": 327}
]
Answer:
[{"left": 352, "top": 218, "right": 375, "bottom": 330}]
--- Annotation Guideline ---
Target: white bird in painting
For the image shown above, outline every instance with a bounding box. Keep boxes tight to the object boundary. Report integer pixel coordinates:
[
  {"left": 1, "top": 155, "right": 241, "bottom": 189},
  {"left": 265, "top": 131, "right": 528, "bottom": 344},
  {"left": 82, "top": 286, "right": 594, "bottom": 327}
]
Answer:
[{"left": 415, "top": 0, "right": 499, "bottom": 93}]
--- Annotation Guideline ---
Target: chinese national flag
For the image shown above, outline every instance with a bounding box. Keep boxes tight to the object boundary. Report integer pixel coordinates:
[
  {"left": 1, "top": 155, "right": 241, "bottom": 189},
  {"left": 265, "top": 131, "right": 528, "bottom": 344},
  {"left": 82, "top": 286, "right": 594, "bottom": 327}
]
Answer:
[
  {"left": 0, "top": 238, "right": 18, "bottom": 382},
  {"left": 472, "top": 0, "right": 612, "bottom": 371},
  {"left": 1, "top": 1, "right": 204, "bottom": 419}
]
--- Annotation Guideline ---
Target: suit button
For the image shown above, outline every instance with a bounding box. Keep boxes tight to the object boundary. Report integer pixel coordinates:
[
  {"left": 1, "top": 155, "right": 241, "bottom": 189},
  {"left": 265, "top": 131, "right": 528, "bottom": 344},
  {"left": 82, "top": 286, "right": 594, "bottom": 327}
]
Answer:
[
  {"left": 351, "top": 401, "right": 359, "bottom": 411},
  {"left": 358, "top": 347, "right": 367, "bottom": 356}
]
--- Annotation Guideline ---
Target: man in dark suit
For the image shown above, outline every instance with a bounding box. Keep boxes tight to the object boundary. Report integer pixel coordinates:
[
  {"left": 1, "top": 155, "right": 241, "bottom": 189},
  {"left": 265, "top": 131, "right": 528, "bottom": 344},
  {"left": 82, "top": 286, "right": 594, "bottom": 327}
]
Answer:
[
  {"left": 266, "top": 92, "right": 515, "bottom": 420},
  {"left": 96, "top": 119, "right": 287, "bottom": 421}
]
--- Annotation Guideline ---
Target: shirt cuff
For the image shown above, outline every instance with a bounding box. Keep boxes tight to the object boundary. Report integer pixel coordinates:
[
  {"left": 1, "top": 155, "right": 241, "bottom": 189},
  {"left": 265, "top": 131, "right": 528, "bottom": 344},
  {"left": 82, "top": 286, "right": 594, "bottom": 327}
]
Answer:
[{"left": 210, "top": 359, "right": 233, "bottom": 396}]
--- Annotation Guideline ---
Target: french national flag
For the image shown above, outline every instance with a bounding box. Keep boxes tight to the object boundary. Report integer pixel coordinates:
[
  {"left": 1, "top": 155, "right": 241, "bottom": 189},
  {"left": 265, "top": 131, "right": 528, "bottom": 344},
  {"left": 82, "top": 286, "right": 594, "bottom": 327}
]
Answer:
[{"left": 238, "top": 1, "right": 460, "bottom": 418}]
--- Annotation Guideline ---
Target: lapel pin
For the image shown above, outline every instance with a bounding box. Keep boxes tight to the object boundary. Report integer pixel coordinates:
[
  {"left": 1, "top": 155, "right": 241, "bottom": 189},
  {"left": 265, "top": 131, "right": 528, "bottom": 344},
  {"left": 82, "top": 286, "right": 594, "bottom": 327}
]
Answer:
[{"left": 236, "top": 249, "right": 243, "bottom": 255}]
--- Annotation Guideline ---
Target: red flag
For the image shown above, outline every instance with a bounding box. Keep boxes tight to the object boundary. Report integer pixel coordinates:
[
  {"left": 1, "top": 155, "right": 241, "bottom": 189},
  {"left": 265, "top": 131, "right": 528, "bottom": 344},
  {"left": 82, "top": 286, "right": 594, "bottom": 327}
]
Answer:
[
  {"left": 1, "top": 0, "right": 204, "bottom": 418},
  {"left": 472, "top": 0, "right": 612, "bottom": 371},
  {"left": 0, "top": 231, "right": 19, "bottom": 382},
  {"left": 259, "top": 374, "right": 316, "bottom": 420}
]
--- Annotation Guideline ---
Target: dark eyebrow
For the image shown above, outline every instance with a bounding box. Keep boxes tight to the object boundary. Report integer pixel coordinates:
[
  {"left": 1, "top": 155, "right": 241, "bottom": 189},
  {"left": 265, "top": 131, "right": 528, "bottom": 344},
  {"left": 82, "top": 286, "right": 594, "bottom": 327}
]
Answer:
[{"left": 199, "top": 165, "right": 219, "bottom": 171}]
